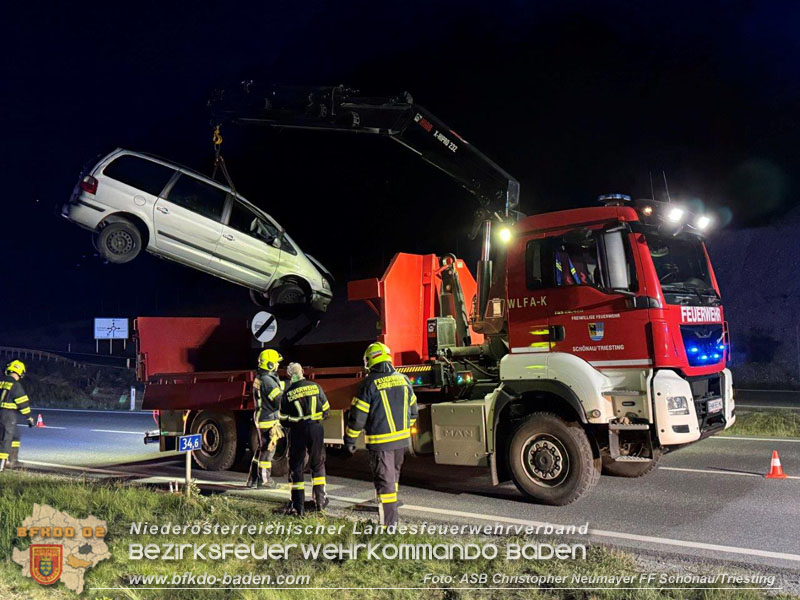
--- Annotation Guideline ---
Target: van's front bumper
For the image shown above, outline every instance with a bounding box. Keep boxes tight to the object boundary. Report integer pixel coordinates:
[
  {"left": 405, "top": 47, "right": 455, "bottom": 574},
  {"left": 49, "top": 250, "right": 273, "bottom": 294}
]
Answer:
[{"left": 310, "top": 290, "right": 333, "bottom": 312}]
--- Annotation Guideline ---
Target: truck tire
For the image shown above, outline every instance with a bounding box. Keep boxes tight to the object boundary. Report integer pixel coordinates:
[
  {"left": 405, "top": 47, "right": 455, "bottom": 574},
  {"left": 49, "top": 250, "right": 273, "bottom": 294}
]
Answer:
[
  {"left": 248, "top": 424, "right": 290, "bottom": 477},
  {"left": 190, "top": 411, "right": 238, "bottom": 471},
  {"left": 508, "top": 412, "right": 600, "bottom": 506},
  {"left": 602, "top": 448, "right": 663, "bottom": 478},
  {"left": 97, "top": 220, "right": 142, "bottom": 264}
]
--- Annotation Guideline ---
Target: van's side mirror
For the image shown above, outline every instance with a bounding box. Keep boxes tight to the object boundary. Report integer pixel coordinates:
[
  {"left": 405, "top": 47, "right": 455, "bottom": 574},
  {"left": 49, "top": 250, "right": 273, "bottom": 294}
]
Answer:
[{"left": 601, "top": 230, "right": 631, "bottom": 292}]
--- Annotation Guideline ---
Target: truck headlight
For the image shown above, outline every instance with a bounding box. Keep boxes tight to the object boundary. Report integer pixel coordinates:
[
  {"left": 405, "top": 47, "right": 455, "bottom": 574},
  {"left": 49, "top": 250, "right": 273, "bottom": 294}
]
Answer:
[
  {"left": 321, "top": 278, "right": 331, "bottom": 292},
  {"left": 667, "top": 396, "right": 690, "bottom": 416}
]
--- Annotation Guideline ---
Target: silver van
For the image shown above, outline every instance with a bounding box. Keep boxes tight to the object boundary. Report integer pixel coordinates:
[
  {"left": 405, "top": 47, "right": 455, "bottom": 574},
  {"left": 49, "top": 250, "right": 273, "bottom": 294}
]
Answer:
[{"left": 63, "top": 149, "right": 332, "bottom": 313}]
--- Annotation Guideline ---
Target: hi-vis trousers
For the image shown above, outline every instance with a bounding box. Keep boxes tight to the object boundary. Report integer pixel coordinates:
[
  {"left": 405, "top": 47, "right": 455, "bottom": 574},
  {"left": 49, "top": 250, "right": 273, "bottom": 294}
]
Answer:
[{"left": 368, "top": 447, "right": 405, "bottom": 527}]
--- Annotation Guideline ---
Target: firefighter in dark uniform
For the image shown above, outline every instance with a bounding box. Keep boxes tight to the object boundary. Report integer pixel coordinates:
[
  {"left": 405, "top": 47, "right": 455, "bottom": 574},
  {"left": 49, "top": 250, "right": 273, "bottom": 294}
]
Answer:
[
  {"left": 246, "top": 349, "right": 284, "bottom": 488},
  {"left": 0, "top": 360, "right": 34, "bottom": 472},
  {"left": 281, "top": 362, "right": 330, "bottom": 515},
  {"left": 344, "top": 343, "right": 418, "bottom": 527}
]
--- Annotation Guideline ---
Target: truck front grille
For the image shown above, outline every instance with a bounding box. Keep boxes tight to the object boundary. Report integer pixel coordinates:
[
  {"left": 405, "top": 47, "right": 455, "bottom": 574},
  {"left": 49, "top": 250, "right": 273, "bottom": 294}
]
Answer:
[{"left": 687, "top": 373, "right": 726, "bottom": 433}]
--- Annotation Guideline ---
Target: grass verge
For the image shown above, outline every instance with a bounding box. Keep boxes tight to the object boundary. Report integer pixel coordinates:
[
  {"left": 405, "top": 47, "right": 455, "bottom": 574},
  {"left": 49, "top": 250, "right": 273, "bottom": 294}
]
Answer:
[
  {"left": 722, "top": 410, "right": 800, "bottom": 438},
  {"left": 0, "top": 470, "right": 793, "bottom": 599}
]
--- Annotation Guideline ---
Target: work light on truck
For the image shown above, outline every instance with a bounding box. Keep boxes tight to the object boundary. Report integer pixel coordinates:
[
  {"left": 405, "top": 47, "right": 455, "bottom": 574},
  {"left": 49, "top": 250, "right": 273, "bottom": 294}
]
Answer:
[
  {"left": 694, "top": 215, "right": 712, "bottom": 230},
  {"left": 667, "top": 396, "right": 690, "bottom": 416},
  {"left": 667, "top": 207, "right": 685, "bottom": 222}
]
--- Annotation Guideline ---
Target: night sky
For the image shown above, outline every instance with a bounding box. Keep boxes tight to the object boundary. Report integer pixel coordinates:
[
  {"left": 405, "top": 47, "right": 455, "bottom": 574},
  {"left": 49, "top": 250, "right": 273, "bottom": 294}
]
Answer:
[{"left": 3, "top": 1, "right": 800, "bottom": 339}]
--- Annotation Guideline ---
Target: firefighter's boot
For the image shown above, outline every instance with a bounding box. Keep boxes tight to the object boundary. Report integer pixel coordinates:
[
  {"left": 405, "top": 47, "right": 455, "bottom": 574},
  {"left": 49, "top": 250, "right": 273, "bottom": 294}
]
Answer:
[
  {"left": 7, "top": 445, "right": 19, "bottom": 469},
  {"left": 257, "top": 468, "right": 276, "bottom": 489},
  {"left": 314, "top": 488, "right": 329, "bottom": 512},
  {"left": 290, "top": 486, "right": 305, "bottom": 516},
  {"left": 245, "top": 461, "right": 259, "bottom": 488}
]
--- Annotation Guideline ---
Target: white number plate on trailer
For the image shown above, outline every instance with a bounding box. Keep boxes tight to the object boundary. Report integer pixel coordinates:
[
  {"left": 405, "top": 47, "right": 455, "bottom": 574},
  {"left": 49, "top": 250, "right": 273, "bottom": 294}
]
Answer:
[{"left": 707, "top": 398, "right": 723, "bottom": 414}]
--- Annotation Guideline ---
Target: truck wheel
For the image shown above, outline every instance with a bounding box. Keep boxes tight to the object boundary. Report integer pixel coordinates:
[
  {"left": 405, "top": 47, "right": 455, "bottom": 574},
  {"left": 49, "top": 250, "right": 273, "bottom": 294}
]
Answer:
[
  {"left": 97, "top": 220, "right": 142, "bottom": 264},
  {"left": 602, "top": 448, "right": 663, "bottom": 478},
  {"left": 508, "top": 412, "right": 600, "bottom": 506},
  {"left": 190, "top": 411, "right": 237, "bottom": 471},
  {"left": 248, "top": 424, "right": 289, "bottom": 477}
]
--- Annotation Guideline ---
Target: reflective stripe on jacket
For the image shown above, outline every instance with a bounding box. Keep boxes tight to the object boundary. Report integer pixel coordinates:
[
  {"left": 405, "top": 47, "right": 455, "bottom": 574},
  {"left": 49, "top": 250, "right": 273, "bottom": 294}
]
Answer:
[
  {"left": 254, "top": 371, "right": 283, "bottom": 426},
  {"left": 0, "top": 376, "right": 30, "bottom": 416},
  {"left": 281, "top": 379, "right": 329, "bottom": 424},
  {"left": 345, "top": 362, "right": 418, "bottom": 450}
]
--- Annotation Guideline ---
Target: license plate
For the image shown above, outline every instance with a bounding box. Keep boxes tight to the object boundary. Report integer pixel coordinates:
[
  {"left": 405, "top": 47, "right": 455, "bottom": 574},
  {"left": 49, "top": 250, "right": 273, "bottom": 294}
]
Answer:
[{"left": 707, "top": 398, "right": 723, "bottom": 414}]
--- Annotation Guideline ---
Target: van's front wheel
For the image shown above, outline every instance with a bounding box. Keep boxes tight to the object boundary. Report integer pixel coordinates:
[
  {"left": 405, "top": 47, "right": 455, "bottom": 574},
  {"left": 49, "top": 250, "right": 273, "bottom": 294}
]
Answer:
[{"left": 508, "top": 412, "right": 600, "bottom": 505}]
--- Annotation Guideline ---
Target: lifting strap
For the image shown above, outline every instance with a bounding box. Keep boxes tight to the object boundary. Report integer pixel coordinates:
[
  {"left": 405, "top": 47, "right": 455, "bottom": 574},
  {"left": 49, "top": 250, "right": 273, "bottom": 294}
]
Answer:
[{"left": 211, "top": 124, "right": 239, "bottom": 196}]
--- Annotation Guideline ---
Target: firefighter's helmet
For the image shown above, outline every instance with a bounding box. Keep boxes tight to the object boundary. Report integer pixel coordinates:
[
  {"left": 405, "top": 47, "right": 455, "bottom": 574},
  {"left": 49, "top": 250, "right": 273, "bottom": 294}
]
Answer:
[
  {"left": 6, "top": 360, "right": 26, "bottom": 378},
  {"left": 257, "top": 349, "right": 283, "bottom": 372},
  {"left": 363, "top": 342, "right": 392, "bottom": 370}
]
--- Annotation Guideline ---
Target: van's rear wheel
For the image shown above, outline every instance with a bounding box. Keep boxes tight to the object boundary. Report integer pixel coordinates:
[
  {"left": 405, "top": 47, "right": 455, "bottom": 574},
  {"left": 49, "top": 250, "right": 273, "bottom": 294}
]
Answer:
[
  {"left": 97, "top": 220, "right": 142, "bottom": 264},
  {"left": 191, "top": 411, "right": 238, "bottom": 471},
  {"left": 508, "top": 412, "right": 600, "bottom": 505}
]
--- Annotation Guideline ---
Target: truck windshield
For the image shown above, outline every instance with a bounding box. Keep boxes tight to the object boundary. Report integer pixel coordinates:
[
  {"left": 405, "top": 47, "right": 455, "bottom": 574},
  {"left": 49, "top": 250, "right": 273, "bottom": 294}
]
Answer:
[{"left": 644, "top": 232, "right": 717, "bottom": 300}]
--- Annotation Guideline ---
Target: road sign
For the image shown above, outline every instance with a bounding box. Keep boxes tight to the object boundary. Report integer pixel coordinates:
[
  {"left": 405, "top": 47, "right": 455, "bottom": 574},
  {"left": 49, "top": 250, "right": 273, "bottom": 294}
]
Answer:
[
  {"left": 93, "top": 318, "right": 129, "bottom": 340},
  {"left": 177, "top": 434, "right": 202, "bottom": 452},
  {"left": 251, "top": 311, "right": 278, "bottom": 343}
]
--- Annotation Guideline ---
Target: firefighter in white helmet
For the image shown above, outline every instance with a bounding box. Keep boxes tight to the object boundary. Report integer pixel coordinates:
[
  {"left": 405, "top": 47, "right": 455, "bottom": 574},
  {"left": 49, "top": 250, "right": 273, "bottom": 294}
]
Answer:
[{"left": 281, "top": 362, "right": 330, "bottom": 515}]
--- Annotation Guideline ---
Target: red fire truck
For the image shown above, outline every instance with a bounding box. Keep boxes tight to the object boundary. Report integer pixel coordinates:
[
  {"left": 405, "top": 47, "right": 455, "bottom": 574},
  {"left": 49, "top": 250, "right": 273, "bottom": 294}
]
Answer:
[{"left": 139, "top": 85, "right": 735, "bottom": 505}]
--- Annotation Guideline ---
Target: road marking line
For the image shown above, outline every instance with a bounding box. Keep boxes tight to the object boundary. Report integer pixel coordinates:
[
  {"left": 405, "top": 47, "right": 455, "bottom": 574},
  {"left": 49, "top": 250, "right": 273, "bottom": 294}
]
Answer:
[
  {"left": 15, "top": 424, "right": 66, "bottom": 430},
  {"left": 91, "top": 429, "right": 143, "bottom": 435},
  {"left": 660, "top": 466, "right": 800, "bottom": 480},
  {"left": 20, "top": 461, "right": 132, "bottom": 475},
  {"left": 736, "top": 404, "right": 800, "bottom": 411},
  {"left": 738, "top": 389, "right": 800, "bottom": 393},
  {"left": 712, "top": 436, "right": 800, "bottom": 443},
  {"left": 393, "top": 504, "right": 800, "bottom": 563}
]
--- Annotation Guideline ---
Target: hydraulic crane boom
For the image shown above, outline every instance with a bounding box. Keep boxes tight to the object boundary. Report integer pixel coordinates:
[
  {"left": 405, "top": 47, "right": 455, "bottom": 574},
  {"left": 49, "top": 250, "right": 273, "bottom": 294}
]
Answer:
[{"left": 209, "top": 82, "right": 520, "bottom": 219}]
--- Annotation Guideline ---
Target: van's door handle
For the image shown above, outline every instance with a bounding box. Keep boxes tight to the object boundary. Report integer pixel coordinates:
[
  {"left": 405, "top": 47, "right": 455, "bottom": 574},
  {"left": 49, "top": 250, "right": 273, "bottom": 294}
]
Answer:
[
  {"left": 223, "top": 233, "right": 235, "bottom": 241},
  {"left": 156, "top": 206, "right": 169, "bottom": 214}
]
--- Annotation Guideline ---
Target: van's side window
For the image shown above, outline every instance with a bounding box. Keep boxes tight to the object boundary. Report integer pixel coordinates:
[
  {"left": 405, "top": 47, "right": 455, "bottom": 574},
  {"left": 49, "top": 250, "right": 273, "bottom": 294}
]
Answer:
[
  {"left": 103, "top": 155, "right": 175, "bottom": 196},
  {"left": 167, "top": 175, "right": 227, "bottom": 221}
]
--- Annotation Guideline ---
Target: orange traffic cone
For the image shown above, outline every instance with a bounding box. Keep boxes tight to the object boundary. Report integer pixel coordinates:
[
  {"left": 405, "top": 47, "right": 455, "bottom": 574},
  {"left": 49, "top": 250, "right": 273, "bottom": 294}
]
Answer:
[
  {"left": 765, "top": 450, "right": 787, "bottom": 479},
  {"left": 36, "top": 414, "right": 45, "bottom": 428}
]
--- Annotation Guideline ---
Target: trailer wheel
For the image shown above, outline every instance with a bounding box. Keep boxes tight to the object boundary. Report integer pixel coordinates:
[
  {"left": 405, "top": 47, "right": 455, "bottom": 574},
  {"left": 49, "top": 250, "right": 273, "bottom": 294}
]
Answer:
[
  {"left": 190, "top": 411, "right": 237, "bottom": 471},
  {"left": 508, "top": 412, "right": 600, "bottom": 506},
  {"left": 248, "top": 424, "right": 289, "bottom": 477},
  {"left": 602, "top": 448, "right": 663, "bottom": 478}
]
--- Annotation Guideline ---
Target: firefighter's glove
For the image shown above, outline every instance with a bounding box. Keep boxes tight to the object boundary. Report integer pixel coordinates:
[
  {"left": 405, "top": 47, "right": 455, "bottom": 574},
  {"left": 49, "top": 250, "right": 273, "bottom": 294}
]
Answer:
[
  {"left": 344, "top": 442, "right": 357, "bottom": 457},
  {"left": 27, "top": 417, "right": 34, "bottom": 428},
  {"left": 267, "top": 424, "right": 285, "bottom": 452}
]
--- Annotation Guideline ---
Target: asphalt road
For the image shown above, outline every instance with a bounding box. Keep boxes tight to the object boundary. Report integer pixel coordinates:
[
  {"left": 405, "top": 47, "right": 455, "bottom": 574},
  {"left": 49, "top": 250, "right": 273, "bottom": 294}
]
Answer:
[{"left": 14, "top": 407, "right": 800, "bottom": 574}]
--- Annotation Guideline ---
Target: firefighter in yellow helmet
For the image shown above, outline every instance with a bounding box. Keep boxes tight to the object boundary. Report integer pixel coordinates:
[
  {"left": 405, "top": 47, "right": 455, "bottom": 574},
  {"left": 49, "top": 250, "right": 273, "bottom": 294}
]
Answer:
[
  {"left": 247, "top": 349, "right": 284, "bottom": 488},
  {"left": 344, "top": 342, "right": 418, "bottom": 527},
  {"left": 1, "top": 361, "right": 34, "bottom": 472}
]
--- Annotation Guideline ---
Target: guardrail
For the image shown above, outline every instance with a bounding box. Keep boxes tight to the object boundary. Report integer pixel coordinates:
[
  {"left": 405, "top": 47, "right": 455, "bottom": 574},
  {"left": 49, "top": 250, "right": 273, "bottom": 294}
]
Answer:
[{"left": 0, "top": 346, "right": 133, "bottom": 370}]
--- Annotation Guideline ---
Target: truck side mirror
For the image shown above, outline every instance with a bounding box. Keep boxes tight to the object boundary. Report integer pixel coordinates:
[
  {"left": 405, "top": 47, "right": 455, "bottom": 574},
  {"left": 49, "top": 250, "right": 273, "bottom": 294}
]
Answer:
[{"left": 601, "top": 230, "right": 631, "bottom": 291}]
